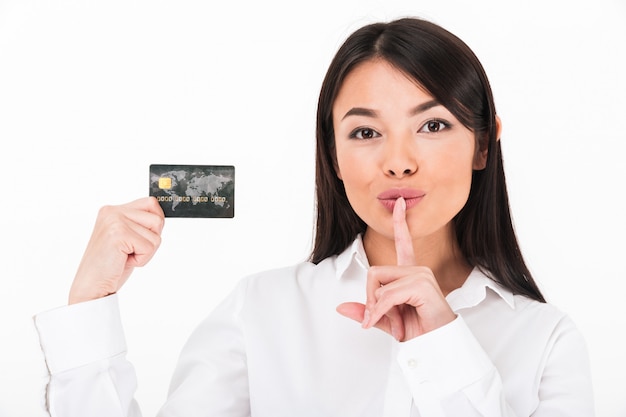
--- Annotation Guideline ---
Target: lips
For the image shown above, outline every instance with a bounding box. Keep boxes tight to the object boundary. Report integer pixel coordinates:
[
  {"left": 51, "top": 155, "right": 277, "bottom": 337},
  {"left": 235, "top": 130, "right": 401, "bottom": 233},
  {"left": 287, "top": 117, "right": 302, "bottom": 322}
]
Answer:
[{"left": 377, "top": 188, "right": 425, "bottom": 211}]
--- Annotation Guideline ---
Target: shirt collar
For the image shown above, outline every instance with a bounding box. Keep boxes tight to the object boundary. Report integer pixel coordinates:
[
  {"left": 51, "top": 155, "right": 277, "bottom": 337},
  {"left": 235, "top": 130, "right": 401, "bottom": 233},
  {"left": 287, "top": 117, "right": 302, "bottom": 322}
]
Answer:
[
  {"left": 334, "top": 235, "right": 515, "bottom": 310},
  {"left": 334, "top": 234, "right": 369, "bottom": 280},
  {"left": 446, "top": 268, "right": 516, "bottom": 311}
]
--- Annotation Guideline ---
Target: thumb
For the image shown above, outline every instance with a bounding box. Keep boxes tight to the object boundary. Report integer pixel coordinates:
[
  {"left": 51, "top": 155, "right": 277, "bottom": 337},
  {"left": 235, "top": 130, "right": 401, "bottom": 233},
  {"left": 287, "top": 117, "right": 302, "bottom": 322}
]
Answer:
[{"left": 336, "top": 302, "right": 366, "bottom": 323}]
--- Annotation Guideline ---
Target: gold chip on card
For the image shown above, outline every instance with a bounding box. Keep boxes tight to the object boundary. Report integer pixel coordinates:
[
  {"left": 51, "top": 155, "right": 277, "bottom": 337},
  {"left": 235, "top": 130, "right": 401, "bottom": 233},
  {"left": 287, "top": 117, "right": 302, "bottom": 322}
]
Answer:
[{"left": 158, "top": 177, "right": 172, "bottom": 190}]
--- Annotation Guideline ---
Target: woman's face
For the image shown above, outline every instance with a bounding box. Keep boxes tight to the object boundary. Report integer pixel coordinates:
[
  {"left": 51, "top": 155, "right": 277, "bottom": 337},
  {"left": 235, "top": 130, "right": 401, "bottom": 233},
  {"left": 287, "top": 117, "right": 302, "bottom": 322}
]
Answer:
[{"left": 332, "top": 59, "right": 486, "bottom": 245}]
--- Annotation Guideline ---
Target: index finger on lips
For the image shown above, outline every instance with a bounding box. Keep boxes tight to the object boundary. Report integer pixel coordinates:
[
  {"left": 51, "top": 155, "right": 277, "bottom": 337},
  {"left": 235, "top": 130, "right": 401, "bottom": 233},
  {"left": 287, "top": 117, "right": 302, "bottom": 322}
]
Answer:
[
  {"left": 393, "top": 197, "right": 416, "bottom": 266},
  {"left": 366, "top": 196, "right": 413, "bottom": 302},
  {"left": 363, "top": 197, "right": 416, "bottom": 329}
]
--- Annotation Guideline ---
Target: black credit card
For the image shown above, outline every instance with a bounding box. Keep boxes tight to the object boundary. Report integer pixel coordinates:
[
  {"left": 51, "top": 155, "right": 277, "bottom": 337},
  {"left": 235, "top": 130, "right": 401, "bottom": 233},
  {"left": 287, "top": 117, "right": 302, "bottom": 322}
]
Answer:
[{"left": 149, "top": 164, "right": 234, "bottom": 218}]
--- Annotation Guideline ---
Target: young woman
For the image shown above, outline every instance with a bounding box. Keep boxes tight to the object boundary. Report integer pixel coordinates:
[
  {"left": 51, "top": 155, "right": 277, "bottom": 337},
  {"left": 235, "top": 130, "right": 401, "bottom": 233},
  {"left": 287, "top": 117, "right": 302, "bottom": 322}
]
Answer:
[{"left": 35, "top": 17, "right": 594, "bottom": 416}]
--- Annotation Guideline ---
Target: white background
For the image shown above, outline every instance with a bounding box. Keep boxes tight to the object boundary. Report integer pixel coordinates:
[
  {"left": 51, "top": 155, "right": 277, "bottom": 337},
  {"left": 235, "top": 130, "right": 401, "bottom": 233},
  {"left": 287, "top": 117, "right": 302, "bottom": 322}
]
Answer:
[{"left": 1, "top": 0, "right": 625, "bottom": 416}]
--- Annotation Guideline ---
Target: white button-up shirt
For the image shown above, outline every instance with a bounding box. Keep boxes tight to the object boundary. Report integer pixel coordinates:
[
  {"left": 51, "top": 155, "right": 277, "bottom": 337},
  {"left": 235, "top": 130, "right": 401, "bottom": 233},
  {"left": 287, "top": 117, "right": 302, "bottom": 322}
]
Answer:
[{"left": 34, "top": 236, "right": 594, "bottom": 416}]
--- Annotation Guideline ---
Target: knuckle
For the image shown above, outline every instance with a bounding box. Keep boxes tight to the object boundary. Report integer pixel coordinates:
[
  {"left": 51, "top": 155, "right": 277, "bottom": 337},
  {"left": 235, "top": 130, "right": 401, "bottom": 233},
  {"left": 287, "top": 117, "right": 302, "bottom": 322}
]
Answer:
[
  {"left": 103, "top": 219, "right": 126, "bottom": 236},
  {"left": 153, "top": 235, "right": 162, "bottom": 250},
  {"left": 374, "top": 286, "right": 385, "bottom": 299},
  {"left": 375, "top": 285, "right": 396, "bottom": 303},
  {"left": 98, "top": 205, "right": 124, "bottom": 225},
  {"left": 156, "top": 216, "right": 165, "bottom": 232},
  {"left": 368, "top": 266, "right": 382, "bottom": 278},
  {"left": 97, "top": 205, "right": 115, "bottom": 218}
]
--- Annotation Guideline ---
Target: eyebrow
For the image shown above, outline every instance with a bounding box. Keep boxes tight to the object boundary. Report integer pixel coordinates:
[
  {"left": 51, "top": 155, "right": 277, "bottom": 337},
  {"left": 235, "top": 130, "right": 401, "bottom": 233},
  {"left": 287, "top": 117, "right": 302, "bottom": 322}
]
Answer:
[
  {"left": 340, "top": 99, "right": 442, "bottom": 121},
  {"left": 409, "top": 100, "right": 441, "bottom": 116},
  {"left": 340, "top": 107, "right": 378, "bottom": 120}
]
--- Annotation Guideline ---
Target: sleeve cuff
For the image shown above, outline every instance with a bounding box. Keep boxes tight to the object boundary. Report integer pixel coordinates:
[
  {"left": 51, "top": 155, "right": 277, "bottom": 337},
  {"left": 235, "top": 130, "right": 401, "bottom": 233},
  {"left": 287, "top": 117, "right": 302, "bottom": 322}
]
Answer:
[
  {"left": 397, "top": 315, "right": 493, "bottom": 397},
  {"left": 33, "top": 294, "right": 127, "bottom": 374}
]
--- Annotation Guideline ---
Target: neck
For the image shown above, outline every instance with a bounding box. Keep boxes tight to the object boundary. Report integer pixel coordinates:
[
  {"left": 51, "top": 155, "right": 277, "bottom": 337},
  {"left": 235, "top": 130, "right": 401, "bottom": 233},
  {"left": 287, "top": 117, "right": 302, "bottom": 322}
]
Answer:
[{"left": 363, "top": 224, "right": 472, "bottom": 296}]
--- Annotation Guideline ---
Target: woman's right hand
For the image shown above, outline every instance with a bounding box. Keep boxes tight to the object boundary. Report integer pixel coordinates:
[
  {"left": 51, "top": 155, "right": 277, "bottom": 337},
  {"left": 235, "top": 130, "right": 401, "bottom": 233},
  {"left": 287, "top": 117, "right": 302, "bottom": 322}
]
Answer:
[{"left": 68, "top": 197, "right": 165, "bottom": 305}]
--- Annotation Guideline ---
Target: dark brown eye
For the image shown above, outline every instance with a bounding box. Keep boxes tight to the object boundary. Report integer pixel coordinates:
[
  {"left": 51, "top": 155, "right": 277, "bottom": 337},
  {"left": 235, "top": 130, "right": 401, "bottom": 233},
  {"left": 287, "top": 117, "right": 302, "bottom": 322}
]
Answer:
[
  {"left": 360, "top": 128, "right": 375, "bottom": 138},
  {"left": 419, "top": 119, "right": 449, "bottom": 134},
  {"left": 427, "top": 121, "right": 442, "bottom": 132},
  {"left": 350, "top": 127, "right": 381, "bottom": 140}
]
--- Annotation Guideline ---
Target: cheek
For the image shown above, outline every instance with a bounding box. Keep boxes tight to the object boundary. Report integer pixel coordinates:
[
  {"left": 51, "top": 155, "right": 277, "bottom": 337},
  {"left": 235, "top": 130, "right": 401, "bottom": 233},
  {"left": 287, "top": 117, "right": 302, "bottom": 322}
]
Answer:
[
  {"left": 337, "top": 158, "right": 364, "bottom": 195},
  {"left": 428, "top": 144, "right": 475, "bottom": 197},
  {"left": 335, "top": 149, "right": 377, "bottom": 214},
  {"left": 335, "top": 147, "right": 367, "bottom": 183}
]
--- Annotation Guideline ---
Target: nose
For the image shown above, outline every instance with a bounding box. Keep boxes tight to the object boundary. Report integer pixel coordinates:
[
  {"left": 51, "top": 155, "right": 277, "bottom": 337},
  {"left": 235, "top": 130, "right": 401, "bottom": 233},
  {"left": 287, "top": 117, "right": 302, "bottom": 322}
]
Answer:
[{"left": 382, "top": 135, "right": 417, "bottom": 178}]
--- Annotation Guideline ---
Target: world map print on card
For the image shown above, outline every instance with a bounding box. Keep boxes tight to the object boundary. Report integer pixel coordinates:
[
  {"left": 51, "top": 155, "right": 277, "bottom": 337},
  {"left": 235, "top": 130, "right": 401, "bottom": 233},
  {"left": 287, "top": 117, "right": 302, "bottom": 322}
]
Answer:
[{"left": 149, "top": 164, "right": 235, "bottom": 218}]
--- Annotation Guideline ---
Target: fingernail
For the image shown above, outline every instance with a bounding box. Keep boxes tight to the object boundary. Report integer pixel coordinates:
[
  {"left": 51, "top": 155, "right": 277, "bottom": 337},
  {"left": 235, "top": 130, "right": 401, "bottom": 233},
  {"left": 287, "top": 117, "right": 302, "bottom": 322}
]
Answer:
[{"left": 362, "top": 309, "right": 370, "bottom": 328}]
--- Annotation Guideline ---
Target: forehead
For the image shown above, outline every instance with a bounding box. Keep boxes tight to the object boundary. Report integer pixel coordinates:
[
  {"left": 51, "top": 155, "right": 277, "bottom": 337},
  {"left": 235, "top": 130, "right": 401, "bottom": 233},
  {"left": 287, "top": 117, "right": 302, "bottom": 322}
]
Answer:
[{"left": 333, "top": 59, "right": 433, "bottom": 112}]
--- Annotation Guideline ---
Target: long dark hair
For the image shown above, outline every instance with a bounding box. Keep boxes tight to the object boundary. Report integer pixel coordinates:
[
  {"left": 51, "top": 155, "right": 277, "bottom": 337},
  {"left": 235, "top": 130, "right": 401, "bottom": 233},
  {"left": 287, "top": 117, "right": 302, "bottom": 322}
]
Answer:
[{"left": 310, "top": 17, "right": 545, "bottom": 303}]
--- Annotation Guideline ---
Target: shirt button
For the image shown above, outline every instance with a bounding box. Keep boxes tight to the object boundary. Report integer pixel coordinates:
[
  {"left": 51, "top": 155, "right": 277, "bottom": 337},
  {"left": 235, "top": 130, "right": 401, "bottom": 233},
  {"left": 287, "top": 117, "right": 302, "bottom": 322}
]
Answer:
[{"left": 407, "top": 359, "right": 417, "bottom": 369}]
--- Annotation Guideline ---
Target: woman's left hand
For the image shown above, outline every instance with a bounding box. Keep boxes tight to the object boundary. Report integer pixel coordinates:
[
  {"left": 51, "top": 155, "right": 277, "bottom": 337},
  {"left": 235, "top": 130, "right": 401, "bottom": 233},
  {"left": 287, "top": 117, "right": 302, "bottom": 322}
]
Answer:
[{"left": 336, "top": 197, "right": 457, "bottom": 342}]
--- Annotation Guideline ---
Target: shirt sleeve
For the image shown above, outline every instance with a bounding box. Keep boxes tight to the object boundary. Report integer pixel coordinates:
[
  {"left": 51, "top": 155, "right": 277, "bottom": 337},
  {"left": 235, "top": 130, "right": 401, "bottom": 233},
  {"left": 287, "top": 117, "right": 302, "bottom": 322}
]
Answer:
[
  {"left": 531, "top": 315, "right": 595, "bottom": 416},
  {"left": 397, "top": 315, "right": 594, "bottom": 417},
  {"left": 33, "top": 294, "right": 142, "bottom": 417}
]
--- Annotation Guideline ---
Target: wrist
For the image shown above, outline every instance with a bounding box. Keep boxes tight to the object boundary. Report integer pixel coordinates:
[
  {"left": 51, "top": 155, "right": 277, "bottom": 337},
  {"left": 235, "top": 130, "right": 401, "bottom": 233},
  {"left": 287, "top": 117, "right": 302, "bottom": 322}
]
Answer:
[{"left": 68, "top": 280, "right": 111, "bottom": 305}]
